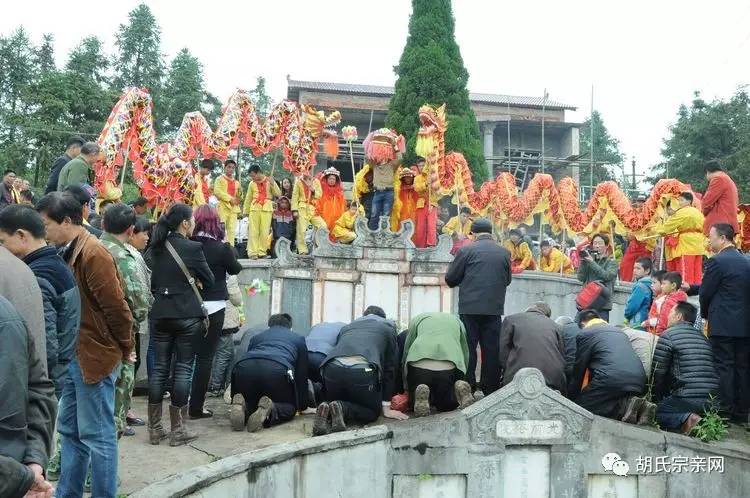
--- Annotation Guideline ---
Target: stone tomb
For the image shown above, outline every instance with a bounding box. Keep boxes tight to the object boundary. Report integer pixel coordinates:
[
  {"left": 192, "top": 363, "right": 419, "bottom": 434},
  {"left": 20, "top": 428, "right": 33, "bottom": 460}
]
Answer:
[{"left": 134, "top": 368, "right": 750, "bottom": 497}]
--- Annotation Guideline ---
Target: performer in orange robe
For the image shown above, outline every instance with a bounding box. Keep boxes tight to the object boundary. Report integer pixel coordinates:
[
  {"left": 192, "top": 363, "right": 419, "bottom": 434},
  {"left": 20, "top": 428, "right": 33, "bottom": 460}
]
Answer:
[
  {"left": 316, "top": 167, "right": 346, "bottom": 237},
  {"left": 390, "top": 166, "right": 419, "bottom": 232},
  {"left": 413, "top": 161, "right": 438, "bottom": 248}
]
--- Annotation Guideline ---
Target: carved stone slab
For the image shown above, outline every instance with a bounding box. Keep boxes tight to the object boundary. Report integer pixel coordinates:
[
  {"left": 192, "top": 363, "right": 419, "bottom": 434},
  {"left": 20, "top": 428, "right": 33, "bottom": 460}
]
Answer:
[
  {"left": 272, "top": 238, "right": 313, "bottom": 269},
  {"left": 312, "top": 227, "right": 363, "bottom": 259},
  {"left": 406, "top": 233, "right": 454, "bottom": 263},
  {"left": 352, "top": 217, "right": 416, "bottom": 249},
  {"left": 463, "top": 368, "right": 593, "bottom": 446}
]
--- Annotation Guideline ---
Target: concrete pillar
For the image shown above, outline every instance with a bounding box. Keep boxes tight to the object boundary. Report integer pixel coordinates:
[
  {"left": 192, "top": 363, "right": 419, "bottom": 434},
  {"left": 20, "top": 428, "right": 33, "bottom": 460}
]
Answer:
[{"left": 482, "top": 123, "right": 497, "bottom": 178}]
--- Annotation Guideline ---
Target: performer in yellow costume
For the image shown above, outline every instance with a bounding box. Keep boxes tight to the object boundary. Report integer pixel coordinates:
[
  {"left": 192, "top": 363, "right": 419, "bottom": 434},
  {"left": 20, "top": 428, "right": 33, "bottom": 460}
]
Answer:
[
  {"left": 213, "top": 159, "right": 241, "bottom": 246},
  {"left": 390, "top": 167, "right": 419, "bottom": 232},
  {"left": 654, "top": 191, "right": 705, "bottom": 285},
  {"left": 291, "top": 173, "right": 326, "bottom": 255},
  {"left": 504, "top": 228, "right": 535, "bottom": 272},
  {"left": 332, "top": 201, "right": 358, "bottom": 244},
  {"left": 539, "top": 239, "right": 574, "bottom": 274},
  {"left": 243, "top": 164, "right": 281, "bottom": 258},
  {"left": 192, "top": 159, "right": 213, "bottom": 208}
]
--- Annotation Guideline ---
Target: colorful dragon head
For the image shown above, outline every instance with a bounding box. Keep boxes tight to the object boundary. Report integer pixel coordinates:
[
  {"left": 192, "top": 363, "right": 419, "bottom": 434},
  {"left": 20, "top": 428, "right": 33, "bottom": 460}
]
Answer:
[
  {"left": 363, "top": 128, "right": 406, "bottom": 165},
  {"left": 415, "top": 103, "right": 447, "bottom": 160}
]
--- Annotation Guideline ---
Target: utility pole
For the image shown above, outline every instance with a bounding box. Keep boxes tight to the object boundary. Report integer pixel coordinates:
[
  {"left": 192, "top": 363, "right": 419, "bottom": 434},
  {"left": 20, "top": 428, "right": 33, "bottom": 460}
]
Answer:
[
  {"left": 631, "top": 157, "right": 637, "bottom": 191},
  {"left": 541, "top": 89, "right": 548, "bottom": 174},
  {"left": 507, "top": 100, "right": 512, "bottom": 173},
  {"left": 589, "top": 85, "right": 594, "bottom": 201}
]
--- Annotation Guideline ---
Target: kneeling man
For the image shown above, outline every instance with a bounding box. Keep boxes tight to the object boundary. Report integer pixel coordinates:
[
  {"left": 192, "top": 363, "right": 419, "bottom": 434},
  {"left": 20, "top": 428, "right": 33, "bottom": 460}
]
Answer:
[
  {"left": 230, "top": 314, "right": 309, "bottom": 432},
  {"left": 402, "top": 312, "right": 474, "bottom": 417}
]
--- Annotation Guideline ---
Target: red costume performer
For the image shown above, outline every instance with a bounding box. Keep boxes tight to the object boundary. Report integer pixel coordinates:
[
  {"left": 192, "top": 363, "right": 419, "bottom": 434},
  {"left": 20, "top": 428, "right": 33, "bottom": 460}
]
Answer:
[
  {"left": 412, "top": 162, "right": 438, "bottom": 248},
  {"left": 316, "top": 167, "right": 346, "bottom": 238}
]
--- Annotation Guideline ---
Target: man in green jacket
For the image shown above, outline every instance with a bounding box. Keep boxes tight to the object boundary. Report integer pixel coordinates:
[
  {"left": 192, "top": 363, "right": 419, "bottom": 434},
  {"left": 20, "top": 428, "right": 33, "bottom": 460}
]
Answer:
[
  {"left": 57, "top": 142, "right": 100, "bottom": 191},
  {"left": 100, "top": 204, "right": 150, "bottom": 438},
  {"left": 577, "top": 233, "right": 619, "bottom": 321},
  {"left": 402, "top": 312, "right": 474, "bottom": 417}
]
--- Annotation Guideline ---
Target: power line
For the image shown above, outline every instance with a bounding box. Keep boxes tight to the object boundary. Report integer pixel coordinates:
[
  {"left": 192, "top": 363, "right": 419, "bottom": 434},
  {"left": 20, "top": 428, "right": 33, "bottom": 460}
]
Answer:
[{"left": 4, "top": 123, "right": 99, "bottom": 138}]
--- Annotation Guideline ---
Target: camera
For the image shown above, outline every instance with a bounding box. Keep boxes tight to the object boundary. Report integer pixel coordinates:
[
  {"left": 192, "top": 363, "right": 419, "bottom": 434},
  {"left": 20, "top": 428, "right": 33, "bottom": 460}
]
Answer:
[{"left": 579, "top": 248, "right": 591, "bottom": 259}]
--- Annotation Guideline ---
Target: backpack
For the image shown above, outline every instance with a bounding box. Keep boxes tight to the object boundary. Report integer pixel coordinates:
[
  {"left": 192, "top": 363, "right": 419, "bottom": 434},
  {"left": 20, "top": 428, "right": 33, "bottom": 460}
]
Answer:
[{"left": 576, "top": 281, "right": 612, "bottom": 311}]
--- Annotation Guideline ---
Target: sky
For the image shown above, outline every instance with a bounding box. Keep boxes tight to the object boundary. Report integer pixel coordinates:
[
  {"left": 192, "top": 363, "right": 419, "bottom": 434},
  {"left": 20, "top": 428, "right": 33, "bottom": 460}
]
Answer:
[{"left": 3, "top": 0, "right": 750, "bottom": 182}]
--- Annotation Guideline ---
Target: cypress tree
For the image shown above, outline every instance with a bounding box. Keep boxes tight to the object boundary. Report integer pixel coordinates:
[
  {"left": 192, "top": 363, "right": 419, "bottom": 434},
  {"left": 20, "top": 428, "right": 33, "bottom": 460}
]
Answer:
[{"left": 386, "top": 0, "right": 486, "bottom": 183}]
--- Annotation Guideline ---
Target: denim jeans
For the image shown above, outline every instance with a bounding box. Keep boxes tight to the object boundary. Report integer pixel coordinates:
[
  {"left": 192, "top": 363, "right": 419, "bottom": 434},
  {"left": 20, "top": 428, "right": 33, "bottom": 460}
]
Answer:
[
  {"left": 56, "top": 359, "right": 119, "bottom": 498},
  {"left": 656, "top": 395, "right": 708, "bottom": 429},
  {"left": 149, "top": 318, "right": 202, "bottom": 407},
  {"left": 208, "top": 332, "right": 236, "bottom": 392},
  {"left": 368, "top": 189, "right": 394, "bottom": 230}
]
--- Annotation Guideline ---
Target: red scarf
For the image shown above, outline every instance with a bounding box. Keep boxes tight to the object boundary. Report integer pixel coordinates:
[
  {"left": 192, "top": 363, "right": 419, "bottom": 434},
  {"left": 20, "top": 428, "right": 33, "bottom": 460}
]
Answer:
[
  {"left": 224, "top": 175, "right": 237, "bottom": 197},
  {"left": 255, "top": 178, "right": 268, "bottom": 206}
]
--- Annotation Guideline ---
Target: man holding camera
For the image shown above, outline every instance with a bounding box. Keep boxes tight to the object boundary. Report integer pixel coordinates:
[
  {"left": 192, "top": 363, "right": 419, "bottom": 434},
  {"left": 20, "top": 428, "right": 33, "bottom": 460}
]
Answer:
[{"left": 577, "top": 234, "right": 619, "bottom": 321}]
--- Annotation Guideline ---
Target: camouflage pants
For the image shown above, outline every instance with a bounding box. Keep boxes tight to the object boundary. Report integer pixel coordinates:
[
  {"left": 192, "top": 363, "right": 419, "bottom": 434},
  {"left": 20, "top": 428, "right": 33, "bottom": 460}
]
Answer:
[{"left": 114, "top": 362, "right": 135, "bottom": 434}]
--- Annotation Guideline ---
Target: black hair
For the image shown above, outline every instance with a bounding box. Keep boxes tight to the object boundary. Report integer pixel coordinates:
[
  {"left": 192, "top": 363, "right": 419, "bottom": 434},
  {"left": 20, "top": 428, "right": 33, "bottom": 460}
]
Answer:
[
  {"left": 673, "top": 301, "right": 697, "bottom": 325},
  {"left": 576, "top": 309, "right": 601, "bottom": 326},
  {"left": 540, "top": 239, "right": 552, "bottom": 248},
  {"left": 66, "top": 135, "right": 85, "bottom": 148},
  {"left": 133, "top": 216, "right": 151, "bottom": 234},
  {"left": 151, "top": 202, "right": 193, "bottom": 248},
  {"left": 509, "top": 228, "right": 521, "bottom": 237},
  {"left": 200, "top": 159, "right": 213, "bottom": 170},
  {"left": 224, "top": 159, "right": 237, "bottom": 167},
  {"left": 662, "top": 271, "right": 682, "bottom": 289},
  {"left": 591, "top": 233, "right": 609, "bottom": 246},
  {"left": 89, "top": 214, "right": 102, "bottom": 230},
  {"left": 711, "top": 223, "right": 735, "bottom": 241},
  {"left": 652, "top": 269, "right": 666, "bottom": 282},
  {"left": 459, "top": 207, "right": 471, "bottom": 215},
  {"left": 249, "top": 165, "right": 262, "bottom": 174},
  {"left": 635, "top": 257, "right": 653, "bottom": 274},
  {"left": 36, "top": 192, "right": 83, "bottom": 225},
  {"left": 20, "top": 190, "right": 34, "bottom": 202},
  {"left": 80, "top": 142, "right": 100, "bottom": 155},
  {"left": 3, "top": 169, "right": 16, "bottom": 176},
  {"left": 704, "top": 159, "right": 723, "bottom": 173},
  {"left": 679, "top": 191, "right": 694, "bottom": 203},
  {"left": 103, "top": 203, "right": 136, "bottom": 235},
  {"left": 363, "top": 305, "right": 386, "bottom": 319},
  {"left": 268, "top": 313, "right": 293, "bottom": 328},
  {"left": 132, "top": 196, "right": 148, "bottom": 208},
  {"left": 0, "top": 204, "right": 46, "bottom": 239},
  {"left": 62, "top": 184, "right": 91, "bottom": 205}
]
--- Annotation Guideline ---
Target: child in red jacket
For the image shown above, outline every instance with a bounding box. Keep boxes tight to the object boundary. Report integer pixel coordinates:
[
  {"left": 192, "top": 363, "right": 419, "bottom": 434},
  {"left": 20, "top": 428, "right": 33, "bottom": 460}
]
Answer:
[
  {"left": 654, "top": 272, "right": 688, "bottom": 335},
  {"left": 643, "top": 270, "right": 666, "bottom": 334}
]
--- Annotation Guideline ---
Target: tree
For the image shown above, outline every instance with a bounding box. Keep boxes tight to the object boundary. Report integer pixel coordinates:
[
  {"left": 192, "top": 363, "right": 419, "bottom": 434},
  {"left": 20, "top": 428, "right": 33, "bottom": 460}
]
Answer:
[
  {"left": 650, "top": 90, "right": 750, "bottom": 201},
  {"left": 0, "top": 28, "right": 36, "bottom": 172},
  {"left": 65, "top": 36, "right": 117, "bottom": 133},
  {"left": 35, "top": 34, "right": 55, "bottom": 74},
  {"left": 386, "top": 0, "right": 486, "bottom": 183},
  {"left": 579, "top": 110, "right": 624, "bottom": 188},
  {"left": 113, "top": 3, "right": 165, "bottom": 126},
  {"left": 162, "top": 48, "right": 205, "bottom": 133}
]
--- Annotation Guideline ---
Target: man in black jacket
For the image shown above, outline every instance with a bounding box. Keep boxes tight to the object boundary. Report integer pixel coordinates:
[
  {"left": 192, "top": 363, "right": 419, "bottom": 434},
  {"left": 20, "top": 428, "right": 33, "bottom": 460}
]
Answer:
[
  {"left": 445, "top": 218, "right": 512, "bottom": 394},
  {"left": 313, "top": 306, "right": 408, "bottom": 436},
  {"left": 45, "top": 136, "right": 84, "bottom": 194},
  {"left": 230, "top": 314, "right": 309, "bottom": 432},
  {"left": 569, "top": 310, "right": 647, "bottom": 422},
  {"left": 699, "top": 223, "right": 750, "bottom": 424},
  {"left": 499, "top": 303, "right": 567, "bottom": 393},
  {"left": 652, "top": 302, "right": 719, "bottom": 434}
]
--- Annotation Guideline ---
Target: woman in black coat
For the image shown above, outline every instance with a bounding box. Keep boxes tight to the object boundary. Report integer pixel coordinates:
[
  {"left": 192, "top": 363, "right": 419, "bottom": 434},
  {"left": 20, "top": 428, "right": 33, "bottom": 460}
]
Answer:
[
  {"left": 145, "top": 203, "right": 214, "bottom": 446},
  {"left": 189, "top": 205, "right": 243, "bottom": 419}
]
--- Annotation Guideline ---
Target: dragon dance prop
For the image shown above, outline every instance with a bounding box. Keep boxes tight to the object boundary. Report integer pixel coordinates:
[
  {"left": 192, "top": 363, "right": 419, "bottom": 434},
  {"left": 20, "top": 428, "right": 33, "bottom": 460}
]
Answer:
[
  {"left": 95, "top": 87, "right": 341, "bottom": 206},
  {"left": 415, "top": 103, "right": 690, "bottom": 234}
]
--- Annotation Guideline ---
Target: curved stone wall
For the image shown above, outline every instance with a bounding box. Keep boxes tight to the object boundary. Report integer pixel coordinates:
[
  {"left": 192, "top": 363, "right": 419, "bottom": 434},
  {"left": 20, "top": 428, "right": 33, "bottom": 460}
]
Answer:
[{"left": 133, "top": 369, "right": 750, "bottom": 498}]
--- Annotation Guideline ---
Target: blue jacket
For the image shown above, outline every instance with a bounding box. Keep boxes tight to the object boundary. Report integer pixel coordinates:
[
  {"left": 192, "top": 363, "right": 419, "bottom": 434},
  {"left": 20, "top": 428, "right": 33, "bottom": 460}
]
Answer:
[
  {"left": 23, "top": 246, "right": 80, "bottom": 395},
  {"left": 305, "top": 322, "right": 346, "bottom": 355},
  {"left": 238, "top": 326, "right": 308, "bottom": 409},
  {"left": 624, "top": 276, "right": 652, "bottom": 325}
]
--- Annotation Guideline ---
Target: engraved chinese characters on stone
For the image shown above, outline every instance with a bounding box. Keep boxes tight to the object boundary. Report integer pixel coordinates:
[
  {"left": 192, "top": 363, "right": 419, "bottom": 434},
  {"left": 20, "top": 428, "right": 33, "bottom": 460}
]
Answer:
[{"left": 496, "top": 419, "right": 564, "bottom": 440}]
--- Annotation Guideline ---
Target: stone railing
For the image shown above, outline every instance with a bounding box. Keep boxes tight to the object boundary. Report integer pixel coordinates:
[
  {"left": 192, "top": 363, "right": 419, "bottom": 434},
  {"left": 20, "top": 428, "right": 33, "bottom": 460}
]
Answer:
[
  {"left": 235, "top": 218, "right": 633, "bottom": 334},
  {"left": 132, "top": 368, "right": 750, "bottom": 498}
]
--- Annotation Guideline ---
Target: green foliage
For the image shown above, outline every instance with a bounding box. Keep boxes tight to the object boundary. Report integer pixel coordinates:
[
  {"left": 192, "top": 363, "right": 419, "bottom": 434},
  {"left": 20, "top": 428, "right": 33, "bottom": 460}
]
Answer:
[
  {"left": 690, "top": 395, "right": 728, "bottom": 443},
  {"left": 579, "top": 110, "right": 624, "bottom": 187},
  {"left": 650, "top": 90, "right": 750, "bottom": 201},
  {"left": 163, "top": 48, "right": 205, "bottom": 133},
  {"left": 386, "top": 0, "right": 486, "bottom": 184}
]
